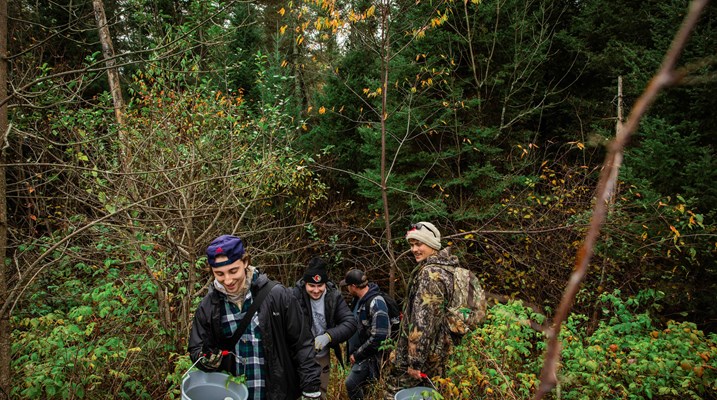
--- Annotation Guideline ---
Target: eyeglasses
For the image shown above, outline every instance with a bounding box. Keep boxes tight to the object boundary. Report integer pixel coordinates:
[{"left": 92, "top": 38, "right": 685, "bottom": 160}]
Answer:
[{"left": 407, "top": 223, "right": 437, "bottom": 238}]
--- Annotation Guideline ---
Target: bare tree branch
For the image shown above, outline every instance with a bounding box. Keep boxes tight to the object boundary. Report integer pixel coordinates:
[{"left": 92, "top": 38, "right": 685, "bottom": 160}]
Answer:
[{"left": 534, "top": 1, "right": 710, "bottom": 398}]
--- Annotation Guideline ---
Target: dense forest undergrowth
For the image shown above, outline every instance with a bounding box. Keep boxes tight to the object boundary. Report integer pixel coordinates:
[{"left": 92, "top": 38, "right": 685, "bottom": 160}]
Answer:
[
  {"left": 14, "top": 280, "right": 717, "bottom": 399},
  {"left": 2, "top": 0, "right": 716, "bottom": 398}
]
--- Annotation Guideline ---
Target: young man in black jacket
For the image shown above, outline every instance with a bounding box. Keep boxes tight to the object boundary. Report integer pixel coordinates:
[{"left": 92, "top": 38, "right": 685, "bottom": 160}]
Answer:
[
  {"left": 188, "top": 234, "right": 322, "bottom": 400},
  {"left": 292, "top": 257, "right": 358, "bottom": 399}
]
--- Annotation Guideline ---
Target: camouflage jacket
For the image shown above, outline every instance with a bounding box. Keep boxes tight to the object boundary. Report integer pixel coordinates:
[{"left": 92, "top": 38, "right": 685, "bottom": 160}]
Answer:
[{"left": 396, "top": 248, "right": 459, "bottom": 376}]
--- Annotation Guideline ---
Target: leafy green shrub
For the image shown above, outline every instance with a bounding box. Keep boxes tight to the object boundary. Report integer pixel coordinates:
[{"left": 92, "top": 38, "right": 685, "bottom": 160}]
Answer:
[
  {"left": 165, "top": 354, "right": 193, "bottom": 400},
  {"left": 560, "top": 290, "right": 717, "bottom": 399},
  {"left": 438, "top": 301, "right": 545, "bottom": 399},
  {"left": 433, "top": 291, "right": 717, "bottom": 399},
  {"left": 11, "top": 260, "right": 164, "bottom": 399}
]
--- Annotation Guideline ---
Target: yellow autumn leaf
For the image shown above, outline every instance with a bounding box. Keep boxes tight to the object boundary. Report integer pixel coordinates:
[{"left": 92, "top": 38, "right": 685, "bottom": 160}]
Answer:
[
  {"left": 319, "top": 106, "right": 326, "bottom": 114},
  {"left": 280, "top": 25, "right": 287, "bottom": 35},
  {"left": 670, "top": 225, "right": 680, "bottom": 237},
  {"left": 278, "top": 7, "right": 286, "bottom": 15}
]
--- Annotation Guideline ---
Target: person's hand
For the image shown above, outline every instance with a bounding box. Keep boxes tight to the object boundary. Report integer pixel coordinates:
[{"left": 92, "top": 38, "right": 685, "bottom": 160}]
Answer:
[
  {"left": 407, "top": 367, "right": 422, "bottom": 380},
  {"left": 349, "top": 354, "right": 356, "bottom": 365},
  {"left": 200, "top": 350, "right": 224, "bottom": 370},
  {"left": 301, "top": 391, "right": 321, "bottom": 399},
  {"left": 314, "top": 333, "right": 331, "bottom": 351}
]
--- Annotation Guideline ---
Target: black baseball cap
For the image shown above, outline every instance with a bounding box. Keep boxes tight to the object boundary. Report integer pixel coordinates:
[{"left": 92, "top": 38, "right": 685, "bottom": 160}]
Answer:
[{"left": 340, "top": 269, "right": 368, "bottom": 286}]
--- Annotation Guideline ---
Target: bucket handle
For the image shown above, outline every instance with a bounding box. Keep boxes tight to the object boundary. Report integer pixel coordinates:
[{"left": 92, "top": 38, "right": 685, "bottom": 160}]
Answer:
[
  {"left": 182, "top": 350, "right": 238, "bottom": 380},
  {"left": 419, "top": 373, "right": 439, "bottom": 392}
]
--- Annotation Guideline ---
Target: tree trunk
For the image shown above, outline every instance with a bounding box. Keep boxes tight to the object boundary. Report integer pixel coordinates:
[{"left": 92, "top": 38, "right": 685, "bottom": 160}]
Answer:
[
  {"left": 93, "top": 0, "right": 128, "bottom": 170},
  {"left": 0, "top": 0, "right": 11, "bottom": 395},
  {"left": 378, "top": 0, "right": 397, "bottom": 297}
]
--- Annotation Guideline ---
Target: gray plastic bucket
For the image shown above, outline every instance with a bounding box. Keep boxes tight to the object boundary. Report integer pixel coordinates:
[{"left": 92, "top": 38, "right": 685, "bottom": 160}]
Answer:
[
  {"left": 181, "top": 370, "right": 248, "bottom": 400},
  {"left": 394, "top": 386, "right": 439, "bottom": 400}
]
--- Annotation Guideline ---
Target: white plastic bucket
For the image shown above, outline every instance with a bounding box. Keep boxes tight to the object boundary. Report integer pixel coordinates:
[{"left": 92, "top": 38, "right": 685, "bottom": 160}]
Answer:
[
  {"left": 394, "top": 386, "right": 439, "bottom": 400},
  {"left": 181, "top": 370, "right": 249, "bottom": 400}
]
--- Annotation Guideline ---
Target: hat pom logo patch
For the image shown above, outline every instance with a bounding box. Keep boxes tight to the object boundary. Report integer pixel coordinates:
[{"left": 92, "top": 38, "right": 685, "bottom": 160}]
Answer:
[
  {"left": 215, "top": 246, "right": 223, "bottom": 254},
  {"left": 313, "top": 274, "right": 322, "bottom": 282}
]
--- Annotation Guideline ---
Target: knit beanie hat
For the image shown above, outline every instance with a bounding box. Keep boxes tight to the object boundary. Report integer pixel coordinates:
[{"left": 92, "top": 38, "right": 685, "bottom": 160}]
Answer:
[
  {"left": 303, "top": 257, "right": 329, "bottom": 284},
  {"left": 405, "top": 221, "right": 442, "bottom": 250}
]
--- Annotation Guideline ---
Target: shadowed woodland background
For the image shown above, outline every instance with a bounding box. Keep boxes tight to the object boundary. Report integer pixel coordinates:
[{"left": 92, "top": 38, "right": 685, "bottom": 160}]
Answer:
[{"left": 0, "top": 0, "right": 716, "bottom": 398}]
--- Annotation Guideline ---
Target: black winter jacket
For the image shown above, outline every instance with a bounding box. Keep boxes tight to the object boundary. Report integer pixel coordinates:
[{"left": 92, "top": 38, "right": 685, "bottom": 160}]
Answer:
[
  {"left": 291, "top": 280, "right": 358, "bottom": 365},
  {"left": 188, "top": 271, "right": 321, "bottom": 400}
]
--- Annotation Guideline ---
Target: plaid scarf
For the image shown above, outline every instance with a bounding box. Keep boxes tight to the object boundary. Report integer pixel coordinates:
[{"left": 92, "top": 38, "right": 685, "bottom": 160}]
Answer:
[{"left": 221, "top": 273, "right": 266, "bottom": 400}]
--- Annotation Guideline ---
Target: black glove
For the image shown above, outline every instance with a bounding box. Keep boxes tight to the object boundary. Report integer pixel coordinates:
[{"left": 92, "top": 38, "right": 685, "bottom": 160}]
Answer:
[{"left": 200, "top": 350, "right": 224, "bottom": 370}]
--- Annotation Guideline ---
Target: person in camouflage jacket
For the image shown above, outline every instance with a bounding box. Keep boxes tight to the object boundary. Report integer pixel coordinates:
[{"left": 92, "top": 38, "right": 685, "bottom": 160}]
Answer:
[{"left": 389, "top": 221, "right": 458, "bottom": 389}]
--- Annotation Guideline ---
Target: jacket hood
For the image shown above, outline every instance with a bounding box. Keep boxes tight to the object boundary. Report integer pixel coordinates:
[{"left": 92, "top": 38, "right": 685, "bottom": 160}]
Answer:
[
  {"left": 251, "top": 269, "right": 271, "bottom": 290},
  {"left": 357, "top": 282, "right": 380, "bottom": 307},
  {"left": 424, "top": 246, "right": 459, "bottom": 267}
]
